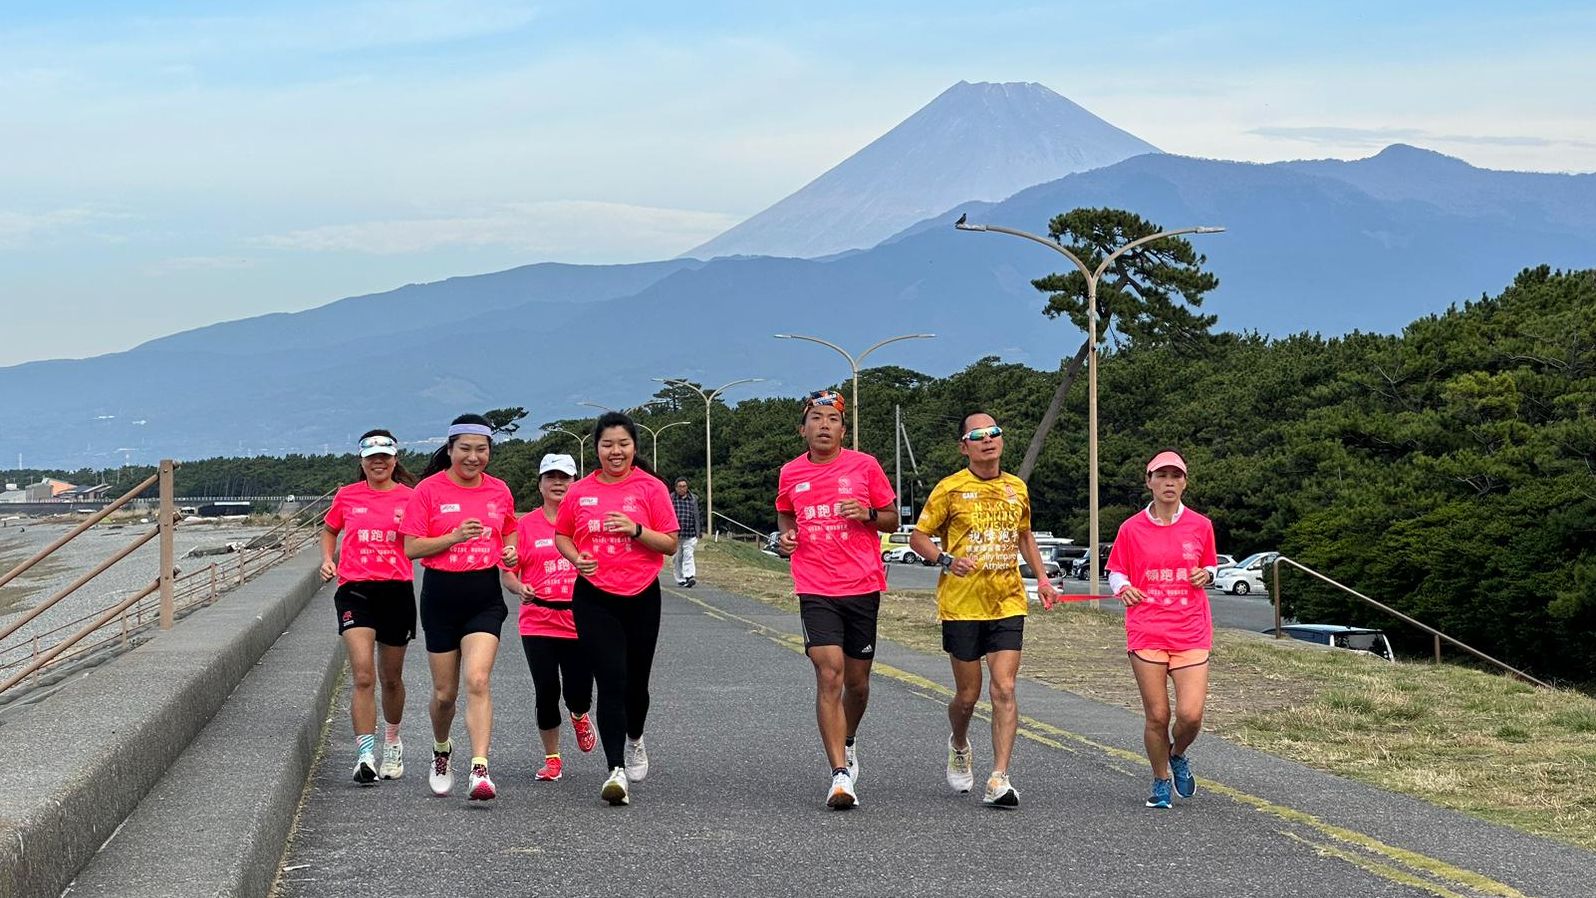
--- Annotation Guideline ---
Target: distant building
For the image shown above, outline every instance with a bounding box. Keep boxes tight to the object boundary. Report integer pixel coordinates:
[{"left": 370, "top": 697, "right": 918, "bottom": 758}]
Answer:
[
  {"left": 0, "top": 489, "right": 27, "bottom": 504},
  {"left": 61, "top": 483, "right": 111, "bottom": 500},
  {"left": 24, "top": 479, "right": 76, "bottom": 501}
]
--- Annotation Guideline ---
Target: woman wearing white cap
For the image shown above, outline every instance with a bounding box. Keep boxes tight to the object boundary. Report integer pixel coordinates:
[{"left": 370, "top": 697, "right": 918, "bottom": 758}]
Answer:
[
  {"left": 401, "top": 413, "right": 520, "bottom": 802},
  {"left": 502, "top": 453, "right": 597, "bottom": 782},
  {"left": 320, "top": 429, "right": 418, "bottom": 785},
  {"left": 1105, "top": 448, "right": 1219, "bottom": 810}
]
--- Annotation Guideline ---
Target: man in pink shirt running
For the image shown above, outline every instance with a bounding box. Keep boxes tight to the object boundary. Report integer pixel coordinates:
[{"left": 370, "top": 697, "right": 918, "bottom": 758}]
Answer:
[{"left": 775, "top": 390, "right": 898, "bottom": 810}]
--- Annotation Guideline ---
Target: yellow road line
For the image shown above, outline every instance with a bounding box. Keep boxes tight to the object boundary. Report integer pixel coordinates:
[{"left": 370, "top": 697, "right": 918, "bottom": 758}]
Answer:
[
  {"left": 668, "top": 585, "right": 1536, "bottom": 898},
  {"left": 1279, "top": 832, "right": 1468, "bottom": 898}
]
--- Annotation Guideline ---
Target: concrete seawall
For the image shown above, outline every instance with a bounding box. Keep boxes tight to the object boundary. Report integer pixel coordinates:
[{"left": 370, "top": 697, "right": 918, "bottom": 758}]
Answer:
[{"left": 0, "top": 550, "right": 324, "bottom": 898}]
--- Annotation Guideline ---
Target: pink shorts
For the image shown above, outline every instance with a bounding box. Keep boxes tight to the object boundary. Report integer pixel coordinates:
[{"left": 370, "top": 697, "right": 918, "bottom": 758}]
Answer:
[{"left": 1129, "top": 648, "right": 1211, "bottom": 670}]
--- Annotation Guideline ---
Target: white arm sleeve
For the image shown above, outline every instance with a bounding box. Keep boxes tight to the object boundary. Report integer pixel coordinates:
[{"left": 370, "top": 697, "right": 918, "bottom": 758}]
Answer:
[{"left": 1107, "top": 571, "right": 1131, "bottom": 595}]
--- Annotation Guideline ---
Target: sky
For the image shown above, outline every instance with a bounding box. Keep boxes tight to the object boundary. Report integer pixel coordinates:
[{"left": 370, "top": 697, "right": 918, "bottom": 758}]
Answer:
[{"left": 2, "top": 0, "right": 1593, "bottom": 367}]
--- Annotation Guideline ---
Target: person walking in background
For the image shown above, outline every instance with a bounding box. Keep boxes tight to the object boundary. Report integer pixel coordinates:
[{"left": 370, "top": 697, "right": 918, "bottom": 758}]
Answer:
[
  {"left": 1106, "top": 449, "right": 1219, "bottom": 810},
  {"left": 320, "top": 429, "right": 418, "bottom": 786},
  {"left": 401, "top": 413, "right": 519, "bottom": 802},
  {"left": 671, "top": 477, "right": 702, "bottom": 588},
  {"left": 775, "top": 389, "right": 897, "bottom": 810},
  {"left": 555, "top": 412, "right": 680, "bottom": 806},
  {"left": 502, "top": 453, "right": 596, "bottom": 783},
  {"left": 910, "top": 412, "right": 1057, "bottom": 809}
]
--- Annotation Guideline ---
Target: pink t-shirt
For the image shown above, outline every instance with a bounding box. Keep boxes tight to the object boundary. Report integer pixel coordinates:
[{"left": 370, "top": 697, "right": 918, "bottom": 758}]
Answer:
[
  {"left": 1106, "top": 507, "right": 1219, "bottom": 651},
  {"left": 399, "top": 471, "right": 518, "bottom": 572},
  {"left": 324, "top": 481, "right": 415, "bottom": 585},
  {"left": 775, "top": 448, "right": 895, "bottom": 597},
  {"left": 554, "top": 468, "right": 679, "bottom": 597},
  {"left": 513, "top": 508, "right": 578, "bottom": 638}
]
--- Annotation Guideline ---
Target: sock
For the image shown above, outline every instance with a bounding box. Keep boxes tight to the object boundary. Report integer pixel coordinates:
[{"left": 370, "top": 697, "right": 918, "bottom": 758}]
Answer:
[
  {"left": 845, "top": 735, "right": 856, "bottom": 748},
  {"left": 384, "top": 722, "right": 401, "bottom": 744},
  {"left": 832, "top": 766, "right": 850, "bottom": 778},
  {"left": 356, "top": 733, "right": 375, "bottom": 757},
  {"left": 471, "top": 755, "right": 489, "bottom": 769},
  {"left": 434, "top": 739, "right": 451, "bottom": 754},
  {"left": 545, "top": 753, "right": 561, "bottom": 761}
]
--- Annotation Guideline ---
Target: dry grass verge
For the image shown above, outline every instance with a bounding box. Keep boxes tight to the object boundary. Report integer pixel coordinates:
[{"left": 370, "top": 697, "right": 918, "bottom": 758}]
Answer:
[{"left": 696, "top": 539, "right": 1596, "bottom": 851}]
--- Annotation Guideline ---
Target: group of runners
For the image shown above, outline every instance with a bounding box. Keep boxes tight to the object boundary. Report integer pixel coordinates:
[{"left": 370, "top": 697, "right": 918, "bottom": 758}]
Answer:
[{"left": 321, "top": 393, "right": 1219, "bottom": 811}]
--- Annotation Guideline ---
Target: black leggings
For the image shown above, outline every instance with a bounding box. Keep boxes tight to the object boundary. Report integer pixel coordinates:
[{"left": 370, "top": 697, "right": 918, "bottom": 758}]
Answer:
[
  {"left": 520, "top": 634, "right": 594, "bottom": 731},
  {"left": 571, "top": 577, "right": 662, "bottom": 769}
]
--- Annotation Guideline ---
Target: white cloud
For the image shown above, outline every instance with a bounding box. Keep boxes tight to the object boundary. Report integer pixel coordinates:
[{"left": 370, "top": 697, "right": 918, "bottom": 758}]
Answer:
[
  {"left": 252, "top": 201, "right": 742, "bottom": 257},
  {"left": 143, "top": 256, "right": 258, "bottom": 276},
  {"left": 0, "top": 207, "right": 130, "bottom": 247}
]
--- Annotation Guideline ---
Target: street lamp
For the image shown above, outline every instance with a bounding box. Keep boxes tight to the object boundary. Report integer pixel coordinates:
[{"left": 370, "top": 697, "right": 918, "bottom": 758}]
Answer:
[
  {"left": 955, "top": 217, "right": 1224, "bottom": 603},
  {"left": 773, "top": 332, "right": 934, "bottom": 449},
  {"left": 654, "top": 377, "right": 764, "bottom": 537},
  {"left": 579, "top": 401, "right": 693, "bottom": 469},
  {"left": 545, "top": 426, "right": 591, "bottom": 476}
]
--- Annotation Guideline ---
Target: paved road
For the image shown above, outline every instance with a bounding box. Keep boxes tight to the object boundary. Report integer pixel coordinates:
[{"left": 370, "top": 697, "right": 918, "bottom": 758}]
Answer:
[{"left": 279, "top": 580, "right": 1585, "bottom": 897}]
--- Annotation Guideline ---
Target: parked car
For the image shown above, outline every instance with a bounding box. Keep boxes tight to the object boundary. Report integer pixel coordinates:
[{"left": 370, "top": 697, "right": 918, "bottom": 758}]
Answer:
[
  {"left": 1214, "top": 553, "right": 1236, "bottom": 569},
  {"left": 1070, "top": 543, "right": 1113, "bottom": 581},
  {"left": 1223, "top": 552, "right": 1280, "bottom": 574},
  {"left": 1265, "top": 624, "right": 1395, "bottom": 663},
  {"left": 883, "top": 544, "right": 929, "bottom": 565},
  {"left": 1020, "top": 559, "right": 1065, "bottom": 602},
  {"left": 880, "top": 530, "right": 915, "bottom": 556},
  {"left": 1213, "top": 565, "right": 1266, "bottom": 595},
  {"left": 761, "top": 530, "right": 784, "bottom": 558}
]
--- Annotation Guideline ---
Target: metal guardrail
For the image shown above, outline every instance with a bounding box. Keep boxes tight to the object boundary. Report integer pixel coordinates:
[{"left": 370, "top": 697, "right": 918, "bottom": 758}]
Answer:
[
  {"left": 710, "top": 511, "right": 769, "bottom": 542},
  {"left": 0, "top": 468, "right": 334, "bottom": 698},
  {"left": 1270, "top": 555, "right": 1550, "bottom": 689}
]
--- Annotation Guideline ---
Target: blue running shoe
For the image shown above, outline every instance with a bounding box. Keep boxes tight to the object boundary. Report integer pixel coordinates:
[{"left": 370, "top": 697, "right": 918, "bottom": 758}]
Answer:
[
  {"left": 1170, "top": 753, "right": 1195, "bottom": 799},
  {"left": 1146, "top": 777, "right": 1173, "bottom": 809}
]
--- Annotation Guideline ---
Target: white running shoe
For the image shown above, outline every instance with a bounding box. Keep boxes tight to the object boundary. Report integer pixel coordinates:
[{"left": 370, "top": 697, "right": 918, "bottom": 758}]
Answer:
[
  {"left": 625, "top": 736, "right": 649, "bottom": 782},
  {"left": 429, "top": 748, "right": 453, "bottom": 796},
  {"left": 826, "top": 771, "right": 858, "bottom": 810},
  {"left": 983, "top": 771, "right": 1019, "bottom": 808},
  {"left": 467, "top": 763, "right": 497, "bottom": 801},
  {"left": 845, "top": 740, "right": 859, "bottom": 783},
  {"left": 601, "top": 767, "right": 630, "bottom": 806},
  {"left": 353, "top": 751, "right": 377, "bottom": 786},
  {"left": 379, "top": 738, "right": 404, "bottom": 780},
  {"left": 946, "top": 734, "right": 975, "bottom": 793}
]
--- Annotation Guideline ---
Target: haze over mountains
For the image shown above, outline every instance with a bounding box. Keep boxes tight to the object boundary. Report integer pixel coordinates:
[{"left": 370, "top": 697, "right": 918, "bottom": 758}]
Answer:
[{"left": 6, "top": 83, "right": 1594, "bottom": 468}]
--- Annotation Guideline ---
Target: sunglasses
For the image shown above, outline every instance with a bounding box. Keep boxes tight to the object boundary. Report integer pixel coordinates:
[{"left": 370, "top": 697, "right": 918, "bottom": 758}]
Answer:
[
  {"left": 804, "top": 390, "right": 845, "bottom": 411},
  {"left": 359, "top": 435, "right": 398, "bottom": 451},
  {"left": 962, "top": 425, "right": 1003, "bottom": 442}
]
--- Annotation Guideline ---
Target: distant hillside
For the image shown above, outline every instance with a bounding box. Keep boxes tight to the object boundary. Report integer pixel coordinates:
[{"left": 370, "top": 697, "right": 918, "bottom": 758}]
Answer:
[
  {"left": 5, "top": 145, "right": 1594, "bottom": 468},
  {"left": 685, "top": 81, "right": 1159, "bottom": 260}
]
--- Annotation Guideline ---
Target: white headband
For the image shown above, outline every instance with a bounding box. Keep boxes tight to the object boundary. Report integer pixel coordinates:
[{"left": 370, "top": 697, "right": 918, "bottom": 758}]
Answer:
[{"left": 447, "top": 423, "right": 493, "bottom": 438}]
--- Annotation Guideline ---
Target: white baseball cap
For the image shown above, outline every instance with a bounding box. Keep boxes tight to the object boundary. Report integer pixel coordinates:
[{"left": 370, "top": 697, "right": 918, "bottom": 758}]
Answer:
[{"left": 539, "top": 453, "right": 578, "bottom": 477}]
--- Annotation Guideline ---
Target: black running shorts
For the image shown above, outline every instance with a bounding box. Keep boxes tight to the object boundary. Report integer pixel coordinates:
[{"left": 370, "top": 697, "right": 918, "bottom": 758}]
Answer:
[
  {"left": 333, "top": 580, "right": 416, "bottom": 647},
  {"left": 798, "top": 592, "right": 880, "bottom": 660},
  {"left": 419, "top": 567, "right": 508, "bottom": 654},
  {"left": 941, "top": 615, "right": 1025, "bottom": 662}
]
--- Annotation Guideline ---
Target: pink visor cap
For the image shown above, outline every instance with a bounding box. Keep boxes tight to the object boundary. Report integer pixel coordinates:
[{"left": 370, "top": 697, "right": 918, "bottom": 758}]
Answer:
[{"left": 1146, "top": 451, "right": 1187, "bottom": 475}]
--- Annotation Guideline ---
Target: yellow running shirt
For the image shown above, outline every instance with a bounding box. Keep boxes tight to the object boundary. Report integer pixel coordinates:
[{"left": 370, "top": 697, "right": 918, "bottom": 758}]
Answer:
[{"left": 913, "top": 468, "right": 1031, "bottom": 621}]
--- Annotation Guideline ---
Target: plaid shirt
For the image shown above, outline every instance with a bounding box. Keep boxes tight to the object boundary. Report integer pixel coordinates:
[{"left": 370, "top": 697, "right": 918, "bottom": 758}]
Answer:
[{"left": 671, "top": 491, "right": 701, "bottom": 536}]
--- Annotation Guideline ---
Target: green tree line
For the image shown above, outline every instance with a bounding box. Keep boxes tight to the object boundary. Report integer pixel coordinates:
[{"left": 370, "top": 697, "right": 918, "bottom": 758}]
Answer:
[{"left": 10, "top": 263, "right": 1591, "bottom": 682}]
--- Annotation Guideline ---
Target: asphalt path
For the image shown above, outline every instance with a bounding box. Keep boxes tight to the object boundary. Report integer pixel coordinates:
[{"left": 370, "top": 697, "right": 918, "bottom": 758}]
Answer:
[{"left": 278, "top": 579, "right": 1586, "bottom": 897}]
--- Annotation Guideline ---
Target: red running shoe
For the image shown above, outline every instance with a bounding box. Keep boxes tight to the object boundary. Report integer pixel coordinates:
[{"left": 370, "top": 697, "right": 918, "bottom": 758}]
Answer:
[
  {"left": 572, "top": 713, "right": 597, "bottom": 753},
  {"left": 535, "top": 755, "right": 563, "bottom": 781}
]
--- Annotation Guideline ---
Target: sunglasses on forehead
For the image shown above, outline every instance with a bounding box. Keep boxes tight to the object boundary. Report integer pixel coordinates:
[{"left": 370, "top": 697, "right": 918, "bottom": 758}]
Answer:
[
  {"left": 962, "top": 425, "right": 1003, "bottom": 442},
  {"left": 804, "top": 390, "right": 845, "bottom": 411},
  {"left": 358, "top": 435, "right": 398, "bottom": 451}
]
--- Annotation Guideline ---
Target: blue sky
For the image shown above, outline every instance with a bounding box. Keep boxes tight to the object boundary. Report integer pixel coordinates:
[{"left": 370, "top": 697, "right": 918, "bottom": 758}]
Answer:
[{"left": 2, "top": 0, "right": 1592, "bottom": 366}]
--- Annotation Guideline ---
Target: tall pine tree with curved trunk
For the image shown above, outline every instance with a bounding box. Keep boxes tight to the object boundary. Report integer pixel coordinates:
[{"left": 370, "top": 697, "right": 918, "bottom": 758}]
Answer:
[{"left": 1017, "top": 208, "right": 1220, "bottom": 479}]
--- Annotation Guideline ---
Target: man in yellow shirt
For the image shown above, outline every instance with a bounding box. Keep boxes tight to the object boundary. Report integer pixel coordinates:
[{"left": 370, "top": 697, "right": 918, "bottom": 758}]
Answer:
[{"left": 910, "top": 411, "right": 1058, "bottom": 808}]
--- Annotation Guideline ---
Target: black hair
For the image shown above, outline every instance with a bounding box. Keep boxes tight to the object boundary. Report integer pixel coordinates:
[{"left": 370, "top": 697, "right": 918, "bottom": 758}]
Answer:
[
  {"left": 422, "top": 413, "right": 493, "bottom": 479},
  {"left": 590, "top": 411, "right": 664, "bottom": 483},
  {"left": 956, "top": 410, "right": 994, "bottom": 439},
  {"left": 353, "top": 428, "right": 417, "bottom": 486}
]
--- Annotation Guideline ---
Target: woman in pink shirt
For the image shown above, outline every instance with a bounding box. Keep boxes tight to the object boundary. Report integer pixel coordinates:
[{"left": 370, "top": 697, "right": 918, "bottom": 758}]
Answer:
[
  {"left": 1106, "top": 449, "right": 1219, "bottom": 810},
  {"left": 555, "top": 412, "right": 679, "bottom": 806},
  {"left": 501, "top": 452, "right": 597, "bottom": 783},
  {"left": 401, "top": 414, "right": 519, "bottom": 803},
  {"left": 319, "top": 429, "right": 417, "bottom": 786}
]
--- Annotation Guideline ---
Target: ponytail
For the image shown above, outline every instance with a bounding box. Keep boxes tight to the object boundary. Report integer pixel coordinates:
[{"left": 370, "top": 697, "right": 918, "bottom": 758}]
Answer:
[{"left": 422, "top": 413, "right": 494, "bottom": 479}]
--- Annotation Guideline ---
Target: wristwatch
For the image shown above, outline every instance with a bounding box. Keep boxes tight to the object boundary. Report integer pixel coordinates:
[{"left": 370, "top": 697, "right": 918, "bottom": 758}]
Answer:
[
  {"left": 936, "top": 553, "right": 954, "bottom": 571},
  {"left": 633, "top": 523, "right": 644, "bottom": 538},
  {"left": 867, "top": 507, "right": 879, "bottom": 522}
]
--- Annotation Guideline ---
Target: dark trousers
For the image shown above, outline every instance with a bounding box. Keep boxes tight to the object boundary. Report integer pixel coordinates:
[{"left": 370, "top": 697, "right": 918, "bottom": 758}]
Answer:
[
  {"left": 571, "top": 578, "right": 662, "bottom": 769},
  {"left": 520, "top": 634, "right": 594, "bottom": 731}
]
